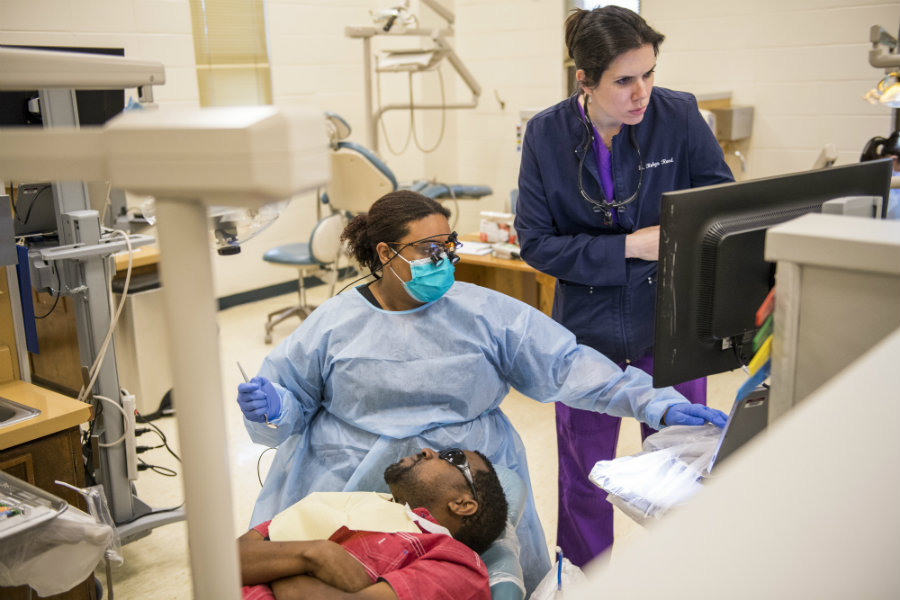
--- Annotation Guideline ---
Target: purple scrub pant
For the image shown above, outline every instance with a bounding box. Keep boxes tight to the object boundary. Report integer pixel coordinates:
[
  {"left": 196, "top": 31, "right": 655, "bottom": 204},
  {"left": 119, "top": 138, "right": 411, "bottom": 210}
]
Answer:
[{"left": 555, "top": 354, "right": 707, "bottom": 567}]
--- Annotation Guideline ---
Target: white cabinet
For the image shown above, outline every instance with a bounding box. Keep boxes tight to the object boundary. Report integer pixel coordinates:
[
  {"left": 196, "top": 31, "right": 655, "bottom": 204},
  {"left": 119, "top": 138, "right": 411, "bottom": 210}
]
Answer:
[{"left": 765, "top": 213, "right": 900, "bottom": 423}]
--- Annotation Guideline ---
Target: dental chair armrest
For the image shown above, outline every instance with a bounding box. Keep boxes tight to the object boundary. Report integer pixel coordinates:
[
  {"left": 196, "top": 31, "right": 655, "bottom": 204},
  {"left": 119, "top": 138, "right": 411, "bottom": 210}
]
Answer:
[{"left": 414, "top": 182, "right": 493, "bottom": 200}]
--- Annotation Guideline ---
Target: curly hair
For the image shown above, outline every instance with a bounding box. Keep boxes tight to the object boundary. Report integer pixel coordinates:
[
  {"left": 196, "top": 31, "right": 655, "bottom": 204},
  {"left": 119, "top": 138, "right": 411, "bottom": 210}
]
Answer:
[
  {"left": 453, "top": 451, "right": 509, "bottom": 554},
  {"left": 340, "top": 190, "right": 451, "bottom": 276},
  {"left": 565, "top": 6, "right": 665, "bottom": 89}
]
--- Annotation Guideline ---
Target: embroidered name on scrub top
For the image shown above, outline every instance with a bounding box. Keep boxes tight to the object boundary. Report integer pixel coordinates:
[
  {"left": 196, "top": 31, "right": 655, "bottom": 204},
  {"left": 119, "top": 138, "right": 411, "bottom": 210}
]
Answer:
[
  {"left": 577, "top": 98, "right": 618, "bottom": 226},
  {"left": 267, "top": 491, "right": 450, "bottom": 542},
  {"left": 644, "top": 157, "right": 675, "bottom": 169}
]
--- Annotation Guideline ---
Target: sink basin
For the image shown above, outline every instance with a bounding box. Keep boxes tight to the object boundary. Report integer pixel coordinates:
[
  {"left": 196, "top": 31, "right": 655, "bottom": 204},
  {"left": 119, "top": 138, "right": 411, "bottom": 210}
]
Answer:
[{"left": 0, "top": 396, "right": 41, "bottom": 429}]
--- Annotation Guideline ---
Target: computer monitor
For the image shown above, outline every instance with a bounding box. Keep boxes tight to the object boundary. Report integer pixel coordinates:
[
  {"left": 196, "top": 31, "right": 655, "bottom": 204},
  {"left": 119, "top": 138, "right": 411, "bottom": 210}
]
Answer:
[
  {"left": 2, "top": 46, "right": 126, "bottom": 238},
  {"left": 652, "top": 159, "right": 893, "bottom": 388},
  {"left": 0, "top": 45, "right": 125, "bottom": 127},
  {"left": 10, "top": 183, "right": 58, "bottom": 236}
]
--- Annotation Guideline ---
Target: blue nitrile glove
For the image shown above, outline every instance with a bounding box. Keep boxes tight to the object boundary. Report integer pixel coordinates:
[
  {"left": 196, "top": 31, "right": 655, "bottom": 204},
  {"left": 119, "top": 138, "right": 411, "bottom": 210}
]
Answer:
[
  {"left": 662, "top": 403, "right": 728, "bottom": 428},
  {"left": 236, "top": 376, "right": 281, "bottom": 423}
]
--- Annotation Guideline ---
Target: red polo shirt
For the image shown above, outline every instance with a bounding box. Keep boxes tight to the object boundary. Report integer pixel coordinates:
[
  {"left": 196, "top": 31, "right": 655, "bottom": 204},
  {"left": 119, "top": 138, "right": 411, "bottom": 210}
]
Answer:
[{"left": 242, "top": 507, "right": 489, "bottom": 600}]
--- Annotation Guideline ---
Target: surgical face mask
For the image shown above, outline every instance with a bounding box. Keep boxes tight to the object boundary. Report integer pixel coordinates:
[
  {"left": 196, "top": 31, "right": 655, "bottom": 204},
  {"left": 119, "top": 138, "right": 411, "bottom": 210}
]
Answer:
[{"left": 390, "top": 250, "right": 455, "bottom": 303}]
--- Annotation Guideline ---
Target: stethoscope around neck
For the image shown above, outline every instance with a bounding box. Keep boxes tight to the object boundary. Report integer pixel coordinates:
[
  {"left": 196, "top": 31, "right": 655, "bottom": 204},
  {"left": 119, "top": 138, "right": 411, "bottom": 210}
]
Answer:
[{"left": 577, "top": 93, "right": 643, "bottom": 226}]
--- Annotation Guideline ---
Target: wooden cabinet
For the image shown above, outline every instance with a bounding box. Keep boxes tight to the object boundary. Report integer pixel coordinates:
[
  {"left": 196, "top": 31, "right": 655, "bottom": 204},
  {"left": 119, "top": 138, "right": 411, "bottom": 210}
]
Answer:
[
  {"left": 0, "top": 427, "right": 97, "bottom": 600},
  {"left": 455, "top": 236, "right": 556, "bottom": 316}
]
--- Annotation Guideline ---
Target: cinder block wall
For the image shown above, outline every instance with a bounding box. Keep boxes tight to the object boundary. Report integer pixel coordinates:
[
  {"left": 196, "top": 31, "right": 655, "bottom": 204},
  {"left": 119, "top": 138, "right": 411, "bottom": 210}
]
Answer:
[
  {"left": 453, "top": 0, "right": 898, "bottom": 223},
  {"left": 645, "top": 0, "right": 899, "bottom": 178},
  {"left": 3, "top": 0, "right": 897, "bottom": 296}
]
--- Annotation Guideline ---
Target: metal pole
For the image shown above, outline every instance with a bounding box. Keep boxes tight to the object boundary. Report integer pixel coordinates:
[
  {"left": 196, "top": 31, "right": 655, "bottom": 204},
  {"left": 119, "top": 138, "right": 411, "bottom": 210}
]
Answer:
[
  {"left": 363, "top": 36, "right": 376, "bottom": 151},
  {"left": 40, "top": 88, "right": 135, "bottom": 523},
  {"left": 152, "top": 196, "right": 241, "bottom": 600}
]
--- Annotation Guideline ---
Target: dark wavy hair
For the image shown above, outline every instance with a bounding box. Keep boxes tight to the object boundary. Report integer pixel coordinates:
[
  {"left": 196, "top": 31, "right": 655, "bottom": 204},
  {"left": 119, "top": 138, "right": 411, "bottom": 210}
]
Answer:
[
  {"left": 340, "top": 190, "right": 451, "bottom": 276},
  {"left": 453, "top": 451, "right": 509, "bottom": 554},
  {"left": 565, "top": 6, "right": 665, "bottom": 89}
]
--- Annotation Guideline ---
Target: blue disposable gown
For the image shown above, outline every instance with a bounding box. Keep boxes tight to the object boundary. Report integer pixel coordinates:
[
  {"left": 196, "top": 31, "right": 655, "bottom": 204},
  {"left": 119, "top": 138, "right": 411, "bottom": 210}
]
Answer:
[{"left": 244, "top": 281, "right": 688, "bottom": 593}]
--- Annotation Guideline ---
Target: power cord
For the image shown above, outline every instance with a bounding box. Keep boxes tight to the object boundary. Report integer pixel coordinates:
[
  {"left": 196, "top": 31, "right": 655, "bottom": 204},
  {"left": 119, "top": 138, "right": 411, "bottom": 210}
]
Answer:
[
  {"left": 410, "top": 68, "right": 446, "bottom": 153},
  {"left": 135, "top": 411, "right": 181, "bottom": 463},
  {"left": 335, "top": 269, "right": 378, "bottom": 296},
  {"left": 377, "top": 68, "right": 447, "bottom": 155},
  {"left": 135, "top": 444, "right": 165, "bottom": 452},
  {"left": 98, "top": 181, "right": 113, "bottom": 227},
  {"left": 137, "top": 458, "right": 177, "bottom": 477},
  {"left": 81, "top": 400, "right": 104, "bottom": 485},
  {"left": 34, "top": 267, "right": 62, "bottom": 319},
  {"left": 95, "top": 394, "right": 129, "bottom": 448},
  {"left": 425, "top": 180, "right": 459, "bottom": 229},
  {"left": 257, "top": 447, "right": 276, "bottom": 487},
  {"left": 376, "top": 61, "right": 413, "bottom": 155},
  {"left": 10, "top": 182, "right": 53, "bottom": 227},
  {"left": 130, "top": 411, "right": 182, "bottom": 480},
  {"left": 77, "top": 229, "right": 134, "bottom": 403}
]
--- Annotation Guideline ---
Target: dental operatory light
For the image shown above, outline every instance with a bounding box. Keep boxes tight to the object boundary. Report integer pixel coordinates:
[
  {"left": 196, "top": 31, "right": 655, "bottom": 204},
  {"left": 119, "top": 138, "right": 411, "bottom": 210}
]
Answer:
[
  {"left": 209, "top": 201, "right": 288, "bottom": 255},
  {"left": 371, "top": 1, "right": 443, "bottom": 73},
  {"left": 875, "top": 73, "right": 900, "bottom": 108},
  {"left": 370, "top": 1, "right": 417, "bottom": 32},
  {"left": 866, "top": 25, "right": 900, "bottom": 108},
  {"left": 348, "top": 0, "right": 481, "bottom": 153}
]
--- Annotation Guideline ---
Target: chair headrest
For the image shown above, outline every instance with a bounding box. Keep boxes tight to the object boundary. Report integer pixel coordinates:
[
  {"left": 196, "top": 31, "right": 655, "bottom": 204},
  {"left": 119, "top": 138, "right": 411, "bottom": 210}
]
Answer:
[
  {"left": 325, "top": 112, "right": 352, "bottom": 147},
  {"left": 336, "top": 140, "right": 398, "bottom": 191}
]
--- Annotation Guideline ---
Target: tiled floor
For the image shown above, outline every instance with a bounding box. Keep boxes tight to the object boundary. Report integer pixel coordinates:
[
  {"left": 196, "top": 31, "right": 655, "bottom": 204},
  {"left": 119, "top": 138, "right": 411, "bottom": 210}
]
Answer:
[{"left": 96, "top": 276, "right": 746, "bottom": 598}]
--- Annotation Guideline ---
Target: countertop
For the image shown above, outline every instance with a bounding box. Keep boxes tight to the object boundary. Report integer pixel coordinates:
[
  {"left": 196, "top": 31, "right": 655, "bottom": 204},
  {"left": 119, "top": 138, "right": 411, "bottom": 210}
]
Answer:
[
  {"left": 457, "top": 234, "right": 538, "bottom": 274},
  {"left": 0, "top": 381, "right": 92, "bottom": 451},
  {"left": 113, "top": 244, "right": 160, "bottom": 273}
]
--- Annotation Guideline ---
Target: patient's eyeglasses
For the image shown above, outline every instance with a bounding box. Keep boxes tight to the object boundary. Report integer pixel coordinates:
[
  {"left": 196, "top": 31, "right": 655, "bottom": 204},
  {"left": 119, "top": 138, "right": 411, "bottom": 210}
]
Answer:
[
  {"left": 438, "top": 448, "right": 478, "bottom": 502},
  {"left": 388, "top": 232, "right": 462, "bottom": 265}
]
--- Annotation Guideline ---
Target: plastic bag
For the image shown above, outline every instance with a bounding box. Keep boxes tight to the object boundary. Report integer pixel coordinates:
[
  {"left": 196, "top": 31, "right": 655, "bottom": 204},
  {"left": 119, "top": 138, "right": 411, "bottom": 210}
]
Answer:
[
  {"left": 55, "top": 481, "right": 123, "bottom": 565},
  {"left": 0, "top": 504, "right": 113, "bottom": 596},
  {"left": 530, "top": 550, "right": 587, "bottom": 600},
  {"left": 589, "top": 425, "right": 721, "bottom": 525},
  {"left": 481, "top": 521, "right": 525, "bottom": 597}
]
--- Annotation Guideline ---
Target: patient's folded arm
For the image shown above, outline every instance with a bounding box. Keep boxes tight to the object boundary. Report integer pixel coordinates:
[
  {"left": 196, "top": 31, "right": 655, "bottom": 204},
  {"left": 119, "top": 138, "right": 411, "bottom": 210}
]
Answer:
[
  {"left": 271, "top": 575, "right": 398, "bottom": 600},
  {"left": 238, "top": 531, "right": 373, "bottom": 593}
]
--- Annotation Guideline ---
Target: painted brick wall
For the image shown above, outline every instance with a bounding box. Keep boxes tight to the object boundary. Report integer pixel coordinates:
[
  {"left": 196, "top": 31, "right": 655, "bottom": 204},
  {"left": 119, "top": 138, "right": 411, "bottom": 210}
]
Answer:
[
  {"left": 4, "top": 0, "right": 897, "bottom": 295},
  {"left": 0, "top": 1, "right": 373, "bottom": 298},
  {"left": 0, "top": 0, "right": 199, "bottom": 106},
  {"left": 454, "top": 0, "right": 566, "bottom": 234},
  {"left": 637, "top": 0, "right": 898, "bottom": 178},
  {"left": 452, "top": 0, "right": 899, "bottom": 221}
]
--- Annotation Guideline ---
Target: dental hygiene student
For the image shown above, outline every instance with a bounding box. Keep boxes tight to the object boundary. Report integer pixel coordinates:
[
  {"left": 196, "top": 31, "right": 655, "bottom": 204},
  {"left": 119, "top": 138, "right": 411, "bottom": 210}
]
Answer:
[
  {"left": 514, "top": 6, "right": 734, "bottom": 567},
  {"left": 236, "top": 191, "right": 726, "bottom": 594}
]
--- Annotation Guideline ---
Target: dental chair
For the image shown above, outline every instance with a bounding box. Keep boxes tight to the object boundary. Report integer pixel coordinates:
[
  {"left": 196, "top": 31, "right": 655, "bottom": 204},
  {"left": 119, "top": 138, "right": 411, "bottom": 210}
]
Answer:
[
  {"left": 262, "top": 211, "right": 345, "bottom": 343},
  {"left": 485, "top": 465, "right": 527, "bottom": 600},
  {"left": 323, "top": 112, "right": 493, "bottom": 215}
]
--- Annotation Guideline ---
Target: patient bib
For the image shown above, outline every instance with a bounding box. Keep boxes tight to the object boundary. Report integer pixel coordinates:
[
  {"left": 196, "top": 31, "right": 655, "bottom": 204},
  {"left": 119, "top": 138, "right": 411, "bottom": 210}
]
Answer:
[{"left": 267, "top": 491, "right": 449, "bottom": 542}]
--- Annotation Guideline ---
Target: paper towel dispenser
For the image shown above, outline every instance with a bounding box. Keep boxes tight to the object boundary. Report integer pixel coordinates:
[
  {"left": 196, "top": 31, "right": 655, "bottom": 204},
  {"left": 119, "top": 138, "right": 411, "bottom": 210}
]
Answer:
[{"left": 709, "top": 106, "right": 754, "bottom": 141}]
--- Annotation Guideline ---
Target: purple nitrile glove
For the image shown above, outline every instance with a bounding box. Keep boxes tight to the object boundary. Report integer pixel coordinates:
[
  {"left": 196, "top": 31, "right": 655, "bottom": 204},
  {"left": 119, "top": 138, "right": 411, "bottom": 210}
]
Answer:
[
  {"left": 236, "top": 376, "right": 281, "bottom": 424},
  {"left": 663, "top": 403, "right": 727, "bottom": 428}
]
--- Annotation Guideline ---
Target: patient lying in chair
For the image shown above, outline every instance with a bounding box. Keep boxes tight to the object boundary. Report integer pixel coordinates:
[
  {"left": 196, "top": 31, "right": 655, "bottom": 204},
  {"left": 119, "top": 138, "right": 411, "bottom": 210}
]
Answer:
[{"left": 238, "top": 448, "right": 508, "bottom": 600}]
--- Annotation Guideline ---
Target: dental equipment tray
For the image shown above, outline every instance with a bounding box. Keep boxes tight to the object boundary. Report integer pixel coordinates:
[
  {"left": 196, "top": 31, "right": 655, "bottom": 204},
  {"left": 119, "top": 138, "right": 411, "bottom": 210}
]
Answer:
[{"left": 0, "top": 470, "right": 68, "bottom": 540}]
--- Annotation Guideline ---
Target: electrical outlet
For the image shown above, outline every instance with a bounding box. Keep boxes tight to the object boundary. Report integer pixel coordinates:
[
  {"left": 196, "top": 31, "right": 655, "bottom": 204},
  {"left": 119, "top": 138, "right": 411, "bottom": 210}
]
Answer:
[{"left": 122, "top": 393, "right": 138, "bottom": 481}]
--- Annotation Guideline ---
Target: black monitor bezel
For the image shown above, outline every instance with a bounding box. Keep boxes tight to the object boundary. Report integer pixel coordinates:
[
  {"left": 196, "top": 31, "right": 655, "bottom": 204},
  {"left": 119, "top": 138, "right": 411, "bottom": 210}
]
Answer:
[
  {"left": 0, "top": 45, "right": 125, "bottom": 127},
  {"left": 652, "top": 159, "right": 893, "bottom": 388}
]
